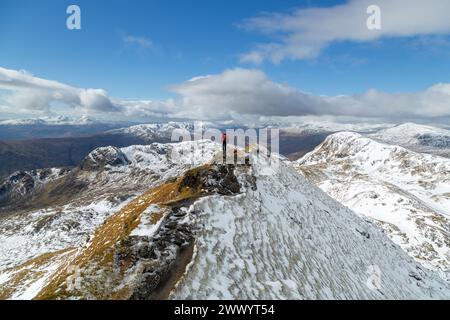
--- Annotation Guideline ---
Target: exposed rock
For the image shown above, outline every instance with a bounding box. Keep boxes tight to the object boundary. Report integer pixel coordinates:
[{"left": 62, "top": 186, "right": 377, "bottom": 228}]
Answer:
[
  {"left": 179, "top": 164, "right": 241, "bottom": 196},
  {"left": 409, "top": 271, "right": 423, "bottom": 281},
  {"left": 356, "top": 228, "right": 371, "bottom": 239},
  {"left": 80, "top": 147, "right": 131, "bottom": 171},
  {"left": 127, "top": 165, "right": 242, "bottom": 299},
  {"left": 0, "top": 168, "right": 70, "bottom": 212},
  {"left": 126, "top": 208, "right": 194, "bottom": 300}
]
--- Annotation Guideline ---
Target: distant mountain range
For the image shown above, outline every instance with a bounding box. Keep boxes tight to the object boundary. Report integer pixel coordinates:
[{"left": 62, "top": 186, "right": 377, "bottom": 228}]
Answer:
[
  {"left": 0, "top": 116, "right": 132, "bottom": 141},
  {"left": 0, "top": 116, "right": 97, "bottom": 126}
]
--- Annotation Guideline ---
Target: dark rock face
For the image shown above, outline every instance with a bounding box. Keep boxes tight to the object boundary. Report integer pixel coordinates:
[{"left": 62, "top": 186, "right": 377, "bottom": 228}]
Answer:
[
  {"left": 417, "top": 134, "right": 450, "bottom": 148},
  {"left": 409, "top": 271, "right": 423, "bottom": 281},
  {"left": 179, "top": 164, "right": 241, "bottom": 196},
  {"left": 356, "top": 228, "right": 371, "bottom": 239},
  {"left": 0, "top": 172, "right": 34, "bottom": 206},
  {"left": 152, "top": 144, "right": 169, "bottom": 155},
  {"left": 125, "top": 207, "right": 194, "bottom": 300},
  {"left": 0, "top": 168, "right": 70, "bottom": 210},
  {"left": 80, "top": 147, "right": 131, "bottom": 171}
]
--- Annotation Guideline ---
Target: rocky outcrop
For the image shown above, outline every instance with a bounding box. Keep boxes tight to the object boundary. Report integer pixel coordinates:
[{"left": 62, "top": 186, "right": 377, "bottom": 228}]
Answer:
[
  {"left": 125, "top": 206, "right": 195, "bottom": 300},
  {"left": 0, "top": 168, "right": 70, "bottom": 212},
  {"left": 179, "top": 164, "right": 241, "bottom": 196},
  {"left": 80, "top": 147, "right": 131, "bottom": 171},
  {"left": 417, "top": 133, "right": 450, "bottom": 148},
  {"left": 114, "top": 165, "right": 243, "bottom": 300},
  {"left": 127, "top": 165, "right": 242, "bottom": 299}
]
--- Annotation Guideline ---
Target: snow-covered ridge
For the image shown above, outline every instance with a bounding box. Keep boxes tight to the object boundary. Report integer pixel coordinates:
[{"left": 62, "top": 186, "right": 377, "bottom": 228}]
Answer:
[
  {"left": 296, "top": 132, "right": 450, "bottom": 280},
  {"left": 370, "top": 123, "right": 450, "bottom": 158},
  {"left": 78, "top": 140, "right": 219, "bottom": 187},
  {"left": 172, "top": 154, "right": 450, "bottom": 299},
  {"left": 106, "top": 122, "right": 200, "bottom": 141},
  {"left": 0, "top": 116, "right": 97, "bottom": 126},
  {"left": 279, "top": 121, "right": 393, "bottom": 134},
  {"left": 0, "top": 140, "right": 220, "bottom": 211},
  {"left": 372, "top": 123, "right": 450, "bottom": 141}
]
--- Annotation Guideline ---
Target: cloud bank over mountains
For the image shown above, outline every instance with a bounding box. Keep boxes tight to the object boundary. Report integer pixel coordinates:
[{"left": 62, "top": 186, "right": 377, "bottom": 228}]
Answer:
[
  {"left": 170, "top": 69, "right": 450, "bottom": 120},
  {"left": 239, "top": 0, "right": 450, "bottom": 64},
  {"left": 1, "top": 66, "right": 450, "bottom": 122},
  {"left": 0, "top": 67, "right": 119, "bottom": 114}
]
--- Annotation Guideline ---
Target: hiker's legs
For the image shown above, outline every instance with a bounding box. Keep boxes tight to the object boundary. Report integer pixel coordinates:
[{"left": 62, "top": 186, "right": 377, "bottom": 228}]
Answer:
[{"left": 222, "top": 142, "right": 226, "bottom": 162}]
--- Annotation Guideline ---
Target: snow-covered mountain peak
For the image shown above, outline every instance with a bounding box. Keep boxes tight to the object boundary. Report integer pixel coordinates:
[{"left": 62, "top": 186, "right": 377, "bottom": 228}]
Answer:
[
  {"left": 172, "top": 157, "right": 450, "bottom": 299},
  {"left": 297, "top": 131, "right": 408, "bottom": 170},
  {"left": 107, "top": 122, "right": 198, "bottom": 141},
  {"left": 377, "top": 122, "right": 448, "bottom": 136},
  {"left": 369, "top": 123, "right": 450, "bottom": 157},
  {"left": 81, "top": 146, "right": 131, "bottom": 171},
  {"left": 321, "top": 130, "right": 363, "bottom": 144},
  {"left": 298, "top": 130, "right": 450, "bottom": 176},
  {"left": 297, "top": 132, "right": 450, "bottom": 280}
]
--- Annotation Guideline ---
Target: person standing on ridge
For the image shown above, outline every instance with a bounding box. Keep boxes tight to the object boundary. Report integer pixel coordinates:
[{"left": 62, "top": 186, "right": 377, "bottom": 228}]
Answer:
[{"left": 221, "top": 131, "right": 228, "bottom": 162}]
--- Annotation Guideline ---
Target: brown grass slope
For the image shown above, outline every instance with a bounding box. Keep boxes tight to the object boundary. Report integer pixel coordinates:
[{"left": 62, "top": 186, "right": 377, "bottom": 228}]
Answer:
[{"left": 34, "top": 163, "right": 241, "bottom": 300}]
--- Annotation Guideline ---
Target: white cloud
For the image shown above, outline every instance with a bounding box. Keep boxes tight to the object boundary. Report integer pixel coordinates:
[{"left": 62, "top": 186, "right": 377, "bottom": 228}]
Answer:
[
  {"left": 2, "top": 67, "right": 450, "bottom": 121},
  {"left": 168, "top": 68, "right": 320, "bottom": 118},
  {"left": 115, "top": 99, "right": 176, "bottom": 119},
  {"left": 0, "top": 67, "right": 119, "bottom": 114},
  {"left": 240, "top": 0, "right": 450, "bottom": 64},
  {"left": 79, "top": 89, "right": 117, "bottom": 112},
  {"left": 168, "top": 68, "right": 450, "bottom": 120}
]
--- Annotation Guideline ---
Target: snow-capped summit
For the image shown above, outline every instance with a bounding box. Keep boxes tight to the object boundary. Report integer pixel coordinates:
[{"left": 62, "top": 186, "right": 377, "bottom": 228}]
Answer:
[
  {"left": 297, "top": 132, "right": 450, "bottom": 280},
  {"left": 107, "top": 122, "right": 198, "bottom": 141},
  {"left": 172, "top": 155, "right": 450, "bottom": 299},
  {"left": 76, "top": 140, "right": 219, "bottom": 188},
  {"left": 370, "top": 123, "right": 450, "bottom": 157},
  {"left": 80, "top": 146, "right": 131, "bottom": 171},
  {"left": 280, "top": 121, "right": 392, "bottom": 134},
  {"left": 374, "top": 122, "right": 449, "bottom": 137}
]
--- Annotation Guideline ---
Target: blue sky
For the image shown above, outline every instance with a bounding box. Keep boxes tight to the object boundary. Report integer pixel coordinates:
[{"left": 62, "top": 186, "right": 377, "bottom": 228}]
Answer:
[
  {"left": 1, "top": 0, "right": 450, "bottom": 122},
  {"left": 1, "top": 0, "right": 310, "bottom": 99}
]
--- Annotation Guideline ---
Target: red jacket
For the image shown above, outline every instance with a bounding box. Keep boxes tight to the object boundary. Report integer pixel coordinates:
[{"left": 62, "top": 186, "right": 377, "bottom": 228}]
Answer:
[{"left": 221, "top": 133, "right": 228, "bottom": 143}]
